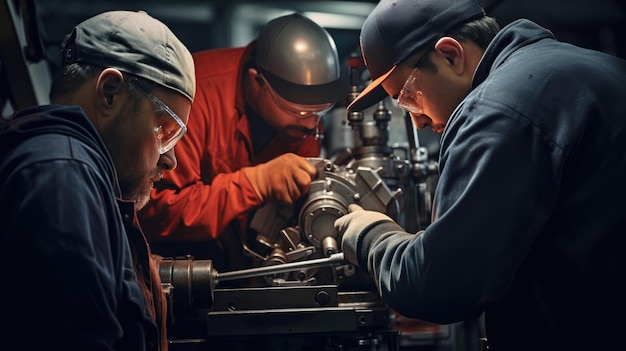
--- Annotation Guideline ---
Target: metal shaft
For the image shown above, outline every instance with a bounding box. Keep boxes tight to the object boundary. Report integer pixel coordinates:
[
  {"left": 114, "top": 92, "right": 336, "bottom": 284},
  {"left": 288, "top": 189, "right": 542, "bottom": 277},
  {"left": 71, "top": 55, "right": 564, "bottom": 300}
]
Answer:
[{"left": 215, "top": 252, "right": 345, "bottom": 284}]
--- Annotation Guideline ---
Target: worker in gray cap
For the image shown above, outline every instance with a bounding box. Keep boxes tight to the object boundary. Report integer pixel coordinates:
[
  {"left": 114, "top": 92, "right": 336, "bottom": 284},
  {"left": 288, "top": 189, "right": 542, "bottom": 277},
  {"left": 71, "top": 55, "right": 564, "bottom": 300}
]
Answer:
[
  {"left": 334, "top": 0, "right": 626, "bottom": 350},
  {"left": 0, "top": 10, "right": 195, "bottom": 350},
  {"left": 139, "top": 13, "right": 349, "bottom": 272}
]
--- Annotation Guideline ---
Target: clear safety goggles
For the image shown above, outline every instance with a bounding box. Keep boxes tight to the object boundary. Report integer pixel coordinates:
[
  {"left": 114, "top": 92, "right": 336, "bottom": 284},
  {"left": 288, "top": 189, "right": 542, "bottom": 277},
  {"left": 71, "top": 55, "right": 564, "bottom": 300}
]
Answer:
[
  {"left": 394, "top": 69, "right": 424, "bottom": 115},
  {"left": 393, "top": 48, "right": 431, "bottom": 115},
  {"left": 130, "top": 81, "right": 187, "bottom": 154},
  {"left": 259, "top": 74, "right": 335, "bottom": 119}
]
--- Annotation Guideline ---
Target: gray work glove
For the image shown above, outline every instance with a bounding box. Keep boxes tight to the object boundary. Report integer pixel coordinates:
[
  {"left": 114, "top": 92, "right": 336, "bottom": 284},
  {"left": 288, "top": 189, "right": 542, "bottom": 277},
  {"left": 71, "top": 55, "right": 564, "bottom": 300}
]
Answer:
[{"left": 334, "top": 204, "right": 395, "bottom": 266}]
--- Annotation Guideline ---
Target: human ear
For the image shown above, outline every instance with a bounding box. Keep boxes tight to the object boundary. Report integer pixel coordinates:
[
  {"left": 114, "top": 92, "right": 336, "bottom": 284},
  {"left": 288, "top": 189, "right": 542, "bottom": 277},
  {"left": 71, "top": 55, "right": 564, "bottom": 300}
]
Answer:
[
  {"left": 95, "top": 68, "right": 125, "bottom": 112},
  {"left": 247, "top": 67, "right": 263, "bottom": 85},
  {"left": 434, "top": 37, "right": 465, "bottom": 75}
]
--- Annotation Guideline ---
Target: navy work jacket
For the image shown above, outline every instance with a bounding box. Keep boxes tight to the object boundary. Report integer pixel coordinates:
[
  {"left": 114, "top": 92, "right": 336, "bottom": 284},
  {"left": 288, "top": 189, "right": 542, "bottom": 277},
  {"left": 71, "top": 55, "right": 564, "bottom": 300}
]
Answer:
[{"left": 0, "top": 105, "right": 164, "bottom": 351}]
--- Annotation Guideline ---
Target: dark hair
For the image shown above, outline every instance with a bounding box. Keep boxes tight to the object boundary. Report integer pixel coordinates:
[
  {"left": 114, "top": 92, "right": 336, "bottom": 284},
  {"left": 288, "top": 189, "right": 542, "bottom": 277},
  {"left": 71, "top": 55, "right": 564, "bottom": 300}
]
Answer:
[
  {"left": 446, "top": 16, "right": 500, "bottom": 50},
  {"left": 417, "top": 16, "right": 500, "bottom": 72},
  {"left": 49, "top": 63, "right": 153, "bottom": 103},
  {"left": 49, "top": 63, "right": 99, "bottom": 100}
]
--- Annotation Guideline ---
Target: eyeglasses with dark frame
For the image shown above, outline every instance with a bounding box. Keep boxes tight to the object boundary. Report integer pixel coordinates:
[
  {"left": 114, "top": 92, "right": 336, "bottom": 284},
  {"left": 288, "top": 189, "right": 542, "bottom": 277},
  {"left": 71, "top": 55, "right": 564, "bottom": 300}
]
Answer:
[
  {"left": 129, "top": 80, "right": 187, "bottom": 154},
  {"left": 393, "top": 48, "right": 432, "bottom": 115}
]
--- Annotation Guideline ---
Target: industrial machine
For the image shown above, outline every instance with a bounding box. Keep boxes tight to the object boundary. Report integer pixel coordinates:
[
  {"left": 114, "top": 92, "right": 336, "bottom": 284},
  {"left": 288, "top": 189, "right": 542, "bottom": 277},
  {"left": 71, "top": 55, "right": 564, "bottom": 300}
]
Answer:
[
  {"left": 156, "top": 56, "right": 441, "bottom": 351},
  {"left": 2, "top": 3, "right": 454, "bottom": 348},
  {"left": 157, "top": 157, "right": 407, "bottom": 350}
]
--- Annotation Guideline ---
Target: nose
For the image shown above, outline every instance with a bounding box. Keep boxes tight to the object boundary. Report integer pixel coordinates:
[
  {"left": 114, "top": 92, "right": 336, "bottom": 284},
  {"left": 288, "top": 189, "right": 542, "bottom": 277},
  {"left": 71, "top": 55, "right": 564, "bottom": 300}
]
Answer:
[{"left": 159, "top": 148, "right": 178, "bottom": 171}]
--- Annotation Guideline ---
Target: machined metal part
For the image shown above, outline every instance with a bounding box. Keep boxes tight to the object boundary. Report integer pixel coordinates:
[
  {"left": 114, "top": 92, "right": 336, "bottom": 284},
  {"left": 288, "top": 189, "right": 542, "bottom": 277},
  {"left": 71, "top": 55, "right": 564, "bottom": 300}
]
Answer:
[
  {"left": 300, "top": 158, "right": 401, "bottom": 253},
  {"left": 158, "top": 252, "right": 347, "bottom": 323},
  {"left": 248, "top": 157, "right": 401, "bottom": 286},
  {"left": 159, "top": 257, "right": 216, "bottom": 323}
]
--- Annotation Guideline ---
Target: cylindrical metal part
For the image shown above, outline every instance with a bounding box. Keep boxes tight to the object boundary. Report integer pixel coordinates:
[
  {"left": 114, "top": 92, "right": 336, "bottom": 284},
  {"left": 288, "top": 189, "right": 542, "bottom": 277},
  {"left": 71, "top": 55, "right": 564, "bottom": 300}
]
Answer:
[
  {"left": 322, "top": 236, "right": 338, "bottom": 256},
  {"left": 159, "top": 258, "right": 216, "bottom": 316}
]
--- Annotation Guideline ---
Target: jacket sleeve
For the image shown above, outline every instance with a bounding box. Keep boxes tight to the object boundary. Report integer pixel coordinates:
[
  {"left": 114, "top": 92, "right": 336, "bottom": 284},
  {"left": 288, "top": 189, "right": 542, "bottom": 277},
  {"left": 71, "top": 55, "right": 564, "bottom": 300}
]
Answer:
[
  {"left": 142, "top": 167, "right": 262, "bottom": 241},
  {"left": 1, "top": 159, "right": 133, "bottom": 350},
  {"left": 356, "top": 100, "right": 564, "bottom": 324}
]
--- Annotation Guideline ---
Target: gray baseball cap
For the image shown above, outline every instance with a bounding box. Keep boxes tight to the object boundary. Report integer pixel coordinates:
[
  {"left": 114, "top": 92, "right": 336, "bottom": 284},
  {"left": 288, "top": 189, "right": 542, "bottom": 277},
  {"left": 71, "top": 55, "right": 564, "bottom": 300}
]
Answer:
[
  {"left": 348, "top": 0, "right": 485, "bottom": 112},
  {"left": 61, "top": 10, "right": 195, "bottom": 102}
]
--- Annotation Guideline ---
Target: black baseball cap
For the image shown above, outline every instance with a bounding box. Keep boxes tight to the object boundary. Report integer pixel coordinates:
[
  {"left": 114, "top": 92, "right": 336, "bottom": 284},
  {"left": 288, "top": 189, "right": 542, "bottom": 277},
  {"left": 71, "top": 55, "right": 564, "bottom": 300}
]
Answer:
[
  {"left": 348, "top": 0, "right": 485, "bottom": 112},
  {"left": 61, "top": 10, "right": 196, "bottom": 102}
]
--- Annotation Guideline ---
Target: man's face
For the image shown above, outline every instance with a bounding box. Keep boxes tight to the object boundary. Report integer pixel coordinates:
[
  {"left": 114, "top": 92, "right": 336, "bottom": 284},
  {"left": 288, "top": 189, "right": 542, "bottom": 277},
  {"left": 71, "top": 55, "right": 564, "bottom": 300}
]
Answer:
[
  {"left": 382, "top": 41, "right": 470, "bottom": 134},
  {"left": 383, "top": 50, "right": 446, "bottom": 134},
  {"left": 255, "top": 74, "right": 333, "bottom": 142},
  {"left": 104, "top": 84, "right": 190, "bottom": 210},
  {"left": 258, "top": 100, "right": 321, "bottom": 142}
]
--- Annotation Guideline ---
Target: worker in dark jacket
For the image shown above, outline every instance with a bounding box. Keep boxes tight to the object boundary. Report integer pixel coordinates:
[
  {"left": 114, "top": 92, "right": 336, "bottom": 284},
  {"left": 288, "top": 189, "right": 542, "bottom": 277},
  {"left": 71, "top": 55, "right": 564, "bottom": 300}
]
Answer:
[
  {"left": 335, "top": 0, "right": 626, "bottom": 350},
  {"left": 0, "top": 10, "right": 195, "bottom": 351}
]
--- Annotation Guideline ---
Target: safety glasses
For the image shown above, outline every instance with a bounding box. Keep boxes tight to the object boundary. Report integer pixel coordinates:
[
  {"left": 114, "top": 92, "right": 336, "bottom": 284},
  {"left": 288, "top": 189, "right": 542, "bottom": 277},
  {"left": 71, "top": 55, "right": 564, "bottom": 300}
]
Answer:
[
  {"left": 259, "top": 74, "right": 335, "bottom": 119},
  {"left": 395, "top": 70, "right": 424, "bottom": 114},
  {"left": 394, "top": 49, "right": 431, "bottom": 115},
  {"left": 130, "top": 81, "right": 187, "bottom": 154}
]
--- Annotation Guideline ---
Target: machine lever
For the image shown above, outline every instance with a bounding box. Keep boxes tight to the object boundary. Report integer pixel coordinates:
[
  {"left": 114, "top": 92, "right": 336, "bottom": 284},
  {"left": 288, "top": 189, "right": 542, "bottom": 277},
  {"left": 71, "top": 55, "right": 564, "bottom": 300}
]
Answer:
[{"left": 215, "top": 252, "right": 345, "bottom": 285}]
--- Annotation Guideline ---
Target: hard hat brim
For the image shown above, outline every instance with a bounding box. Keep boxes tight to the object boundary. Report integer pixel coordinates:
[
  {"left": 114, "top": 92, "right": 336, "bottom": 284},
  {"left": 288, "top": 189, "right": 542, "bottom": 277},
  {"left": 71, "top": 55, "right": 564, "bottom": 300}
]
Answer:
[{"left": 262, "top": 68, "right": 350, "bottom": 105}]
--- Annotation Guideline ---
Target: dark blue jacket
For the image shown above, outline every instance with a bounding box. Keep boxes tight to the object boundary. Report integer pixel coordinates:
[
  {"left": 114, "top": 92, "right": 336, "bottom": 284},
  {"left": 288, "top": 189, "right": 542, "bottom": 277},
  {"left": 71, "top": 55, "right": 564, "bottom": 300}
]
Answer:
[
  {"left": 354, "top": 19, "right": 626, "bottom": 350},
  {"left": 0, "top": 105, "right": 161, "bottom": 350}
]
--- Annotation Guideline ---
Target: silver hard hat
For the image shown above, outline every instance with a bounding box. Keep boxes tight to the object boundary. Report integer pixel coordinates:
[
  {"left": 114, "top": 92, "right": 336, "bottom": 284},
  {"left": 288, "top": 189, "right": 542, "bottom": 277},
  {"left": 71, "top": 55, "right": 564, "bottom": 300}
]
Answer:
[{"left": 255, "top": 13, "right": 349, "bottom": 105}]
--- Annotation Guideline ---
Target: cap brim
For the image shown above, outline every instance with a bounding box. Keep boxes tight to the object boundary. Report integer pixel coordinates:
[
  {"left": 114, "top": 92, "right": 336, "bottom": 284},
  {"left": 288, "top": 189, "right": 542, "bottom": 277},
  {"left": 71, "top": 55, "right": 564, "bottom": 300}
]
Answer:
[{"left": 347, "top": 65, "right": 396, "bottom": 112}]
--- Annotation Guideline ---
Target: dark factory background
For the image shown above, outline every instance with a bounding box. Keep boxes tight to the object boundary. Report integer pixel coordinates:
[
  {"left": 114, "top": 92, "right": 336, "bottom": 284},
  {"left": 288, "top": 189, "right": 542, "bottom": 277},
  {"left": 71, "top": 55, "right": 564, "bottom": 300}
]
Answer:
[
  {"left": 29, "top": 0, "right": 626, "bottom": 62},
  {"left": 3, "top": 0, "right": 625, "bottom": 158},
  {"left": 2, "top": 0, "right": 625, "bottom": 116}
]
